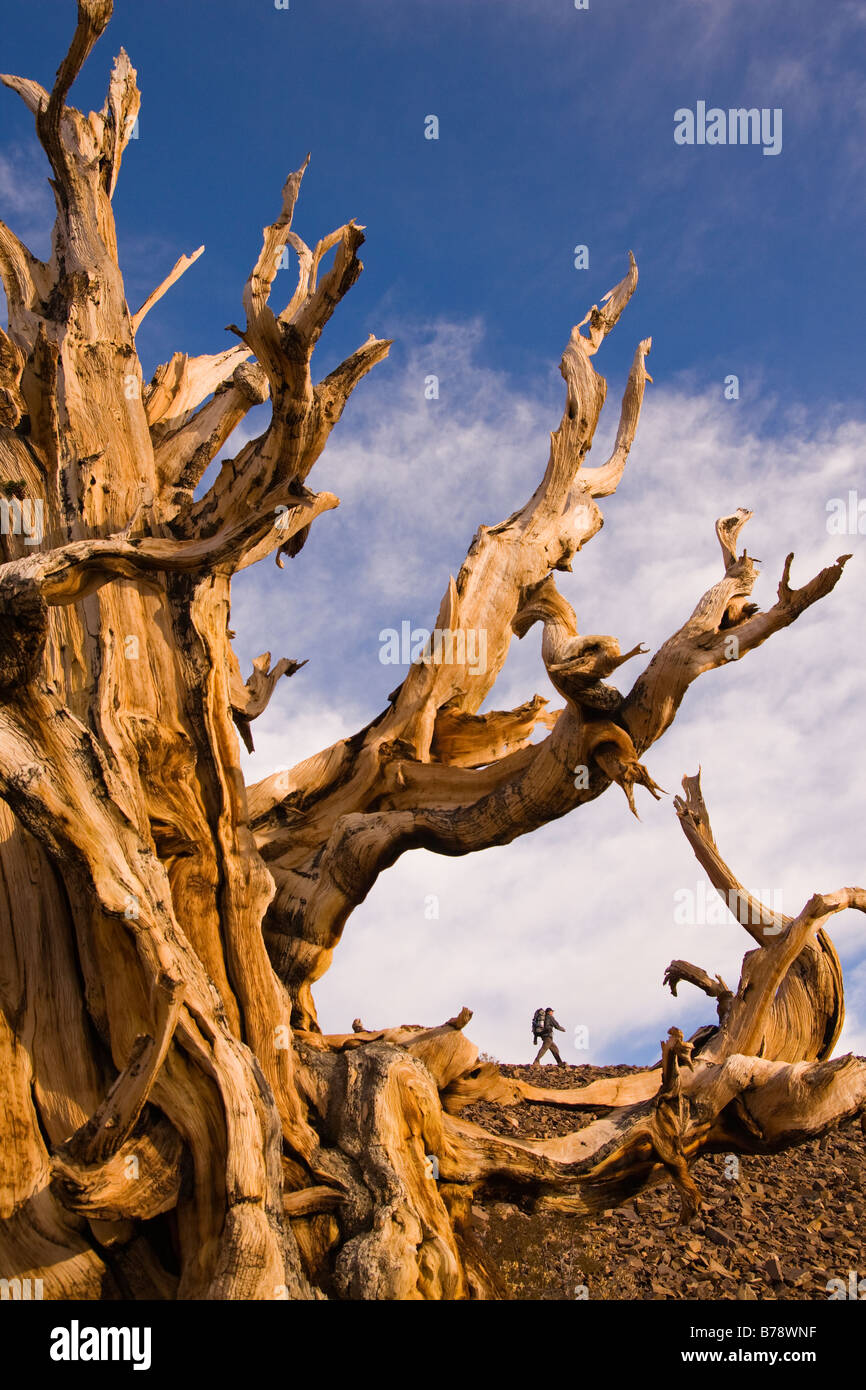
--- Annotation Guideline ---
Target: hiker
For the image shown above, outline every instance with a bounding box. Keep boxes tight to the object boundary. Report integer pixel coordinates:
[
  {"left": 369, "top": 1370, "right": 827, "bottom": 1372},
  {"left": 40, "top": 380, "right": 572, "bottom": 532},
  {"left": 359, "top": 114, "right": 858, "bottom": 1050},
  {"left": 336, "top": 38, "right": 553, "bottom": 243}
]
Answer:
[{"left": 532, "top": 1006, "right": 565, "bottom": 1064}]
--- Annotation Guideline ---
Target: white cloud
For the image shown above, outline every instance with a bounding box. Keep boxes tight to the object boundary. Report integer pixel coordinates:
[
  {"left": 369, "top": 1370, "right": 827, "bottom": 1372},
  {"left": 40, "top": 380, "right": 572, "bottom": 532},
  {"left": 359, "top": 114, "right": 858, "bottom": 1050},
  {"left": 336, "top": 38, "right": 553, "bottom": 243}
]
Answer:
[
  {"left": 235, "top": 317, "right": 866, "bottom": 1064},
  {"left": 0, "top": 144, "right": 54, "bottom": 247},
  {"left": 0, "top": 142, "right": 55, "bottom": 328}
]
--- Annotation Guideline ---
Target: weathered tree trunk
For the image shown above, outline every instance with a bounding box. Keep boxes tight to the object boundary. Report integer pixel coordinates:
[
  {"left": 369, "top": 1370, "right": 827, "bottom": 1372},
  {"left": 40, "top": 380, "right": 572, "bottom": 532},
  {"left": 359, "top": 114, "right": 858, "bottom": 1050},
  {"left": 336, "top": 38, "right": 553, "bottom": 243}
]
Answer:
[{"left": 0, "top": 2, "right": 861, "bottom": 1301}]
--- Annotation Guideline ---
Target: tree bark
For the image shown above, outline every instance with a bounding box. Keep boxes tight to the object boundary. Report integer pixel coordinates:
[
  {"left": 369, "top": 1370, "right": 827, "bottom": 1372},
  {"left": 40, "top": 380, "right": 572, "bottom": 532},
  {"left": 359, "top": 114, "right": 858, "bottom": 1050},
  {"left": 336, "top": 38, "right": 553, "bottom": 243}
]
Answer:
[{"left": 0, "top": 2, "right": 860, "bottom": 1301}]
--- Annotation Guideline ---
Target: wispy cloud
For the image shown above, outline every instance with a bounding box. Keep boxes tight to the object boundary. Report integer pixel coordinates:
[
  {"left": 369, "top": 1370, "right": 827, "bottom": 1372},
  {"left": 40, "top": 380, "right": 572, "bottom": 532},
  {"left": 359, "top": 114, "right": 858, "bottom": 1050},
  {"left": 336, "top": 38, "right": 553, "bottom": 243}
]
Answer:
[
  {"left": 0, "top": 142, "right": 54, "bottom": 248},
  {"left": 232, "top": 317, "right": 866, "bottom": 1064},
  {"left": 0, "top": 140, "right": 54, "bottom": 326}
]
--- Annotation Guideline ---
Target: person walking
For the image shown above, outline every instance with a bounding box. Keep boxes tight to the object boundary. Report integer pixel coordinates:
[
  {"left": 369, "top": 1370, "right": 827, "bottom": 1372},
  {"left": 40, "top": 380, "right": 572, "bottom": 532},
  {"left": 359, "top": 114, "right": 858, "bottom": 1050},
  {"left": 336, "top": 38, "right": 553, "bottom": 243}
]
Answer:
[{"left": 533, "top": 1006, "right": 565, "bottom": 1064}]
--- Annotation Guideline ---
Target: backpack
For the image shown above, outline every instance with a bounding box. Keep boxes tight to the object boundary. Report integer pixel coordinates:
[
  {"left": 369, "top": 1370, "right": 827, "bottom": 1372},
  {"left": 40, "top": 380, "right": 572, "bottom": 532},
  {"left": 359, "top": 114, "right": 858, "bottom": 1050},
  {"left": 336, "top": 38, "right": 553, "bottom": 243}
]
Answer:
[{"left": 532, "top": 1007, "right": 546, "bottom": 1041}]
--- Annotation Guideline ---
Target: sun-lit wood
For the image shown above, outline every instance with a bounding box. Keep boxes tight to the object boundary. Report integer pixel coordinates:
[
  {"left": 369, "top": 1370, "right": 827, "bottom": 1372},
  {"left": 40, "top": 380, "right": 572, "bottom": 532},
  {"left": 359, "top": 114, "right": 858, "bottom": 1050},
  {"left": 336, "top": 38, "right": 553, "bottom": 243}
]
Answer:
[{"left": 0, "top": 1, "right": 861, "bottom": 1301}]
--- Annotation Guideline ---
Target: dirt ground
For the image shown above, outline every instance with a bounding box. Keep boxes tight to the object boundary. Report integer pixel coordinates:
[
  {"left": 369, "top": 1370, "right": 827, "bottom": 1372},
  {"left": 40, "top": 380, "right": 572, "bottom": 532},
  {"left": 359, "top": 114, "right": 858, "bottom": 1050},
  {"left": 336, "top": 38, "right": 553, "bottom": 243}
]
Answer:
[{"left": 460, "top": 1062, "right": 866, "bottom": 1301}]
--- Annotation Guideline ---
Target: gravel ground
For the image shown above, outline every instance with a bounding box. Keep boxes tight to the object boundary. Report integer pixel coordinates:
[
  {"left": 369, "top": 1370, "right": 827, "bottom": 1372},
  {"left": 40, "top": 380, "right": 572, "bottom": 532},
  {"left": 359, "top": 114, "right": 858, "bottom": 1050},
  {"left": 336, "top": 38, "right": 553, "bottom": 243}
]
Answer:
[{"left": 460, "top": 1062, "right": 866, "bottom": 1301}]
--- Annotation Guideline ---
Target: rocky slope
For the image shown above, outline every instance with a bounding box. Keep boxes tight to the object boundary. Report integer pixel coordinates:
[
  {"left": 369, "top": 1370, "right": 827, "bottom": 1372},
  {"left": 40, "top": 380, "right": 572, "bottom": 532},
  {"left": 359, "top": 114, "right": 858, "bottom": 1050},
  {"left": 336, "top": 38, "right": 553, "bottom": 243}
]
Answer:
[{"left": 461, "top": 1062, "right": 866, "bottom": 1301}]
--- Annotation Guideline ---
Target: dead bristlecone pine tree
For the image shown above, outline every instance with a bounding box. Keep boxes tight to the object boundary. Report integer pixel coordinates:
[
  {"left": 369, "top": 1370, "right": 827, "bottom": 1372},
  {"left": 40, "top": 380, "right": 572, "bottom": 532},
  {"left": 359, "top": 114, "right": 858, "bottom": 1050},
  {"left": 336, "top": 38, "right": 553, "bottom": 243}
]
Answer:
[{"left": 1, "top": 2, "right": 864, "bottom": 1302}]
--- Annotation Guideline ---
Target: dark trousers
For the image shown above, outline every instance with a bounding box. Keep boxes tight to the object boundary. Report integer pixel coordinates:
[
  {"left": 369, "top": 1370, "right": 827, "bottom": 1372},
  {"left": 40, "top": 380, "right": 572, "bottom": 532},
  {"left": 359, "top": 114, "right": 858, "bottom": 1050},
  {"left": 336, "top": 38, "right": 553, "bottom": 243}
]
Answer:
[{"left": 533, "top": 1036, "right": 563, "bottom": 1064}]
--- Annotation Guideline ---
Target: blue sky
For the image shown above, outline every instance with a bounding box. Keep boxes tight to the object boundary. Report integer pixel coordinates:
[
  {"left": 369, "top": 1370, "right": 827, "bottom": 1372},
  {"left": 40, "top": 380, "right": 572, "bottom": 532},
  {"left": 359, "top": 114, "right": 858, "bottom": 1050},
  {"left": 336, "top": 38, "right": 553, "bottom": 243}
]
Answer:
[
  {"left": 2, "top": 0, "right": 865, "bottom": 1063},
  {"left": 4, "top": 0, "right": 865, "bottom": 404}
]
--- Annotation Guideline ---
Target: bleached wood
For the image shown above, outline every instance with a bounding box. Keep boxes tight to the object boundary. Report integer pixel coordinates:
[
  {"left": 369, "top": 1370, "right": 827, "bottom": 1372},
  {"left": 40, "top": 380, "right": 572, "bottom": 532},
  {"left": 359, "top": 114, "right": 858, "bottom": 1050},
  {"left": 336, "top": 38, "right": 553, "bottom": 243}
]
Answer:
[
  {"left": 132, "top": 245, "right": 204, "bottom": 334},
  {"left": 0, "top": 0, "right": 861, "bottom": 1301}
]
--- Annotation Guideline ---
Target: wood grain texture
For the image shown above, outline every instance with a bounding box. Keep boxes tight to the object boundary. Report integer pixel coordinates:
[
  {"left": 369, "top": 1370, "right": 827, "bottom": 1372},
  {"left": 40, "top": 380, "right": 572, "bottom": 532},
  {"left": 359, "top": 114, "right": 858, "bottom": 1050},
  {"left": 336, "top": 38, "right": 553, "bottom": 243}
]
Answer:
[{"left": 0, "top": 0, "right": 861, "bottom": 1300}]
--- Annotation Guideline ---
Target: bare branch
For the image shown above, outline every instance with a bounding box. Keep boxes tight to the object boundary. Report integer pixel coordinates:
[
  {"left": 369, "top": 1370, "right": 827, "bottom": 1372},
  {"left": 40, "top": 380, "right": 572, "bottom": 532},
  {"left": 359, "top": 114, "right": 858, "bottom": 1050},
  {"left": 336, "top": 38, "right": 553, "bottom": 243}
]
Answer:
[
  {"left": 663, "top": 959, "right": 733, "bottom": 1024},
  {"left": 229, "top": 648, "right": 307, "bottom": 753},
  {"left": 241, "top": 155, "right": 310, "bottom": 376},
  {"left": 314, "top": 334, "right": 394, "bottom": 428},
  {"left": 674, "top": 769, "right": 787, "bottom": 941},
  {"left": 27, "top": 1, "right": 113, "bottom": 192},
  {"left": 152, "top": 362, "right": 269, "bottom": 499},
  {"left": 258, "top": 499, "right": 848, "bottom": 1027},
  {"left": 716, "top": 506, "right": 753, "bottom": 568},
  {"left": 0, "top": 218, "right": 41, "bottom": 323},
  {"left": 673, "top": 770, "right": 846, "bottom": 1064},
  {"left": 0, "top": 484, "right": 337, "bottom": 678},
  {"left": 702, "top": 886, "right": 866, "bottom": 1065},
  {"left": 0, "top": 74, "right": 50, "bottom": 116},
  {"left": 172, "top": 165, "right": 390, "bottom": 562},
  {"left": 144, "top": 346, "right": 252, "bottom": 428},
  {"left": 132, "top": 245, "right": 204, "bottom": 335},
  {"left": 98, "top": 47, "right": 140, "bottom": 198},
  {"left": 430, "top": 694, "right": 558, "bottom": 768},
  {"left": 621, "top": 511, "right": 850, "bottom": 754},
  {"left": 581, "top": 336, "right": 652, "bottom": 498}
]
